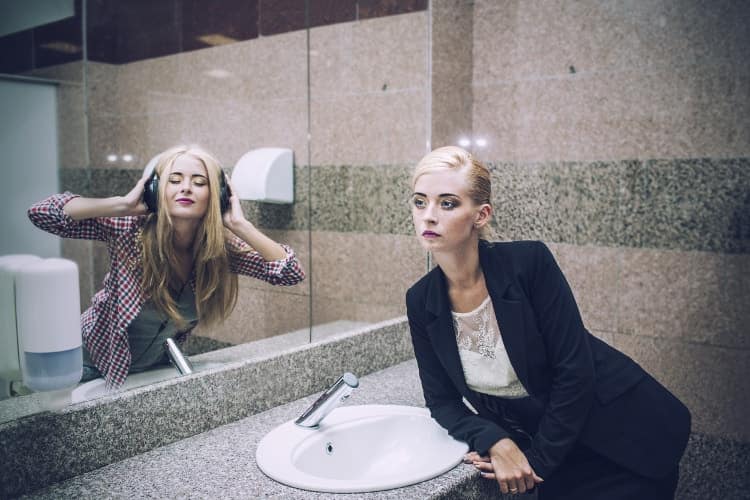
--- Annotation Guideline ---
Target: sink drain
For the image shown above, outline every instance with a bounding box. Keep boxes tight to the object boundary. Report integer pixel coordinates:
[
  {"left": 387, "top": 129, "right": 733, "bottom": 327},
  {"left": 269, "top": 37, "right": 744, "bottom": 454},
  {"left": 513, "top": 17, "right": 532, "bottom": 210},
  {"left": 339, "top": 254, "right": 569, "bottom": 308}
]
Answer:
[{"left": 325, "top": 442, "right": 334, "bottom": 455}]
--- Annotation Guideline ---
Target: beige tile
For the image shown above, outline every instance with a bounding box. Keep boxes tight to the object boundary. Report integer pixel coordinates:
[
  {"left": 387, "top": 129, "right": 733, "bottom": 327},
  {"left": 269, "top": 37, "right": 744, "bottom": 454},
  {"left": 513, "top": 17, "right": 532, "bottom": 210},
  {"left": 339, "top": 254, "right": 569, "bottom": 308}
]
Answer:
[
  {"left": 114, "top": 94, "right": 307, "bottom": 168},
  {"left": 310, "top": 90, "right": 428, "bottom": 165},
  {"left": 312, "top": 296, "right": 404, "bottom": 328},
  {"left": 472, "top": 65, "right": 750, "bottom": 162},
  {"left": 547, "top": 243, "right": 620, "bottom": 334},
  {"left": 613, "top": 333, "right": 750, "bottom": 441},
  {"left": 238, "top": 230, "right": 311, "bottom": 296},
  {"left": 310, "top": 11, "right": 428, "bottom": 99},
  {"left": 311, "top": 231, "right": 425, "bottom": 309},
  {"left": 56, "top": 83, "right": 87, "bottom": 168},
  {"left": 87, "top": 113, "right": 147, "bottom": 169},
  {"left": 200, "top": 288, "right": 310, "bottom": 345},
  {"left": 588, "top": 328, "right": 616, "bottom": 347},
  {"left": 431, "top": 0, "right": 474, "bottom": 149},
  {"left": 174, "top": 31, "right": 307, "bottom": 102},
  {"left": 85, "top": 62, "right": 121, "bottom": 118},
  {"left": 61, "top": 239, "right": 94, "bottom": 312},
  {"left": 619, "top": 248, "right": 749, "bottom": 349},
  {"left": 28, "top": 61, "right": 83, "bottom": 83},
  {"left": 473, "top": 0, "right": 749, "bottom": 83}
]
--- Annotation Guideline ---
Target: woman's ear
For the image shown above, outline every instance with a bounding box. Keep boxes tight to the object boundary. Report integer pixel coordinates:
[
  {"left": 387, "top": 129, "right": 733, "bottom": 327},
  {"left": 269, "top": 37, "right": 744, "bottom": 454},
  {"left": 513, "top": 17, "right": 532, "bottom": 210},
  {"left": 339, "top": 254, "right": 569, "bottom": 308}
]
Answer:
[{"left": 474, "top": 204, "right": 492, "bottom": 228}]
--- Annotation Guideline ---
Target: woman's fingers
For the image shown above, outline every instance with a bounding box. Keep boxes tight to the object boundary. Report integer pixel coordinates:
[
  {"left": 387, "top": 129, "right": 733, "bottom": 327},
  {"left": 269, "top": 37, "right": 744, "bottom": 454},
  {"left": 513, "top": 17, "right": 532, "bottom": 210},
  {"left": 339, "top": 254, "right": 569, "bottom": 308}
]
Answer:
[
  {"left": 486, "top": 438, "right": 541, "bottom": 495},
  {"left": 463, "top": 451, "right": 490, "bottom": 463}
]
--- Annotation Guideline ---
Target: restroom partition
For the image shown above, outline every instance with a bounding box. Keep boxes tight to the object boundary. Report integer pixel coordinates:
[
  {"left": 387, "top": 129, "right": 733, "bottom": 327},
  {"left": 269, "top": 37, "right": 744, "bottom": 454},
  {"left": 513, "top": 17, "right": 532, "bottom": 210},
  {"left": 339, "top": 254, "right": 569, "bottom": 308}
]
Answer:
[{"left": 0, "top": 76, "right": 60, "bottom": 258}]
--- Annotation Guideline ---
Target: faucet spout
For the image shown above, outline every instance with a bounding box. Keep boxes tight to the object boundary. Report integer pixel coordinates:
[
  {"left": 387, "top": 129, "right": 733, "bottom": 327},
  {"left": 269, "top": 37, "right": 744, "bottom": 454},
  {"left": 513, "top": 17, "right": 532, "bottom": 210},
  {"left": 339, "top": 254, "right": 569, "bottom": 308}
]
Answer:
[
  {"left": 164, "top": 338, "right": 194, "bottom": 375},
  {"left": 295, "top": 372, "right": 358, "bottom": 428}
]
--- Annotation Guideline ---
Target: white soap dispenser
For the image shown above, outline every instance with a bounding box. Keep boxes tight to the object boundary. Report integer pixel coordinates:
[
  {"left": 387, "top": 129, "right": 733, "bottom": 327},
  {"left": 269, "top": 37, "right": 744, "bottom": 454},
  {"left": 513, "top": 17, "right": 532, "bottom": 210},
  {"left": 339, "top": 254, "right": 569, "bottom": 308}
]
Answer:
[
  {"left": 15, "top": 258, "right": 82, "bottom": 391},
  {"left": 0, "top": 254, "right": 42, "bottom": 398}
]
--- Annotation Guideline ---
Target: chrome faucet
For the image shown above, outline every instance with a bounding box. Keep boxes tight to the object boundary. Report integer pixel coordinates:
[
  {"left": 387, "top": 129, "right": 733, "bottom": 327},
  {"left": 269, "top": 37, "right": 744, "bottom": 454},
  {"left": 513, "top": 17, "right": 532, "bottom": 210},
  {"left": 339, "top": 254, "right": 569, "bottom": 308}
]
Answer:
[
  {"left": 295, "top": 372, "right": 359, "bottom": 428},
  {"left": 164, "top": 338, "right": 194, "bottom": 375}
]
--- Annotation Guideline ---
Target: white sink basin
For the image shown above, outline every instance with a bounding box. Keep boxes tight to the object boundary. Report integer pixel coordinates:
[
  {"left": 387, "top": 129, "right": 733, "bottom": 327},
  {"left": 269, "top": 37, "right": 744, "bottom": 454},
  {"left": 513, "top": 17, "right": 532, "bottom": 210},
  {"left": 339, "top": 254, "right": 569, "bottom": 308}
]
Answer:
[{"left": 256, "top": 404, "right": 468, "bottom": 493}]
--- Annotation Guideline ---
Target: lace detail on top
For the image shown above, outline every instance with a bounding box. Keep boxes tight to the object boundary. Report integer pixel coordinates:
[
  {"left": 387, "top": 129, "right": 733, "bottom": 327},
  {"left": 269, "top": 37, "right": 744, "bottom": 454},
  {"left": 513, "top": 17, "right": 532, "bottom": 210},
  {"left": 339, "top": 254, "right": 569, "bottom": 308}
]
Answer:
[
  {"left": 452, "top": 296, "right": 528, "bottom": 399},
  {"left": 453, "top": 296, "right": 498, "bottom": 359}
]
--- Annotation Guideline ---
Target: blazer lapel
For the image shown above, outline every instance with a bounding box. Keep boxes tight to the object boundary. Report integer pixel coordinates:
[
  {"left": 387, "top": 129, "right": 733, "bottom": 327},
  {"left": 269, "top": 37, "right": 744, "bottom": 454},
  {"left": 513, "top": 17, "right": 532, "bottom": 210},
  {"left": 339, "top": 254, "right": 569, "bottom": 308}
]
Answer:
[
  {"left": 479, "top": 242, "right": 530, "bottom": 391},
  {"left": 424, "top": 268, "right": 471, "bottom": 395}
]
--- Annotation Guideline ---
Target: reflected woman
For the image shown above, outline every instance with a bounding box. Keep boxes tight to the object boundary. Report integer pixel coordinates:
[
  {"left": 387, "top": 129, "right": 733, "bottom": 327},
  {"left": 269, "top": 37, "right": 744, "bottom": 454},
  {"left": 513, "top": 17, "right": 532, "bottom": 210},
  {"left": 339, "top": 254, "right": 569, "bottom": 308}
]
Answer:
[
  {"left": 405, "top": 146, "right": 690, "bottom": 499},
  {"left": 28, "top": 145, "right": 305, "bottom": 389}
]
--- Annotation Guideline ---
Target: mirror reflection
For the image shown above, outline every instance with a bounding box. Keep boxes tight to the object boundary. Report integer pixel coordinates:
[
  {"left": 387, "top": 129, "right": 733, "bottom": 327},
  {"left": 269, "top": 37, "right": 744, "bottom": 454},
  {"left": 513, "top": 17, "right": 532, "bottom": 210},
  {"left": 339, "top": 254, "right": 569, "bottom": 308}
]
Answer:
[{"left": 0, "top": 1, "right": 430, "bottom": 421}]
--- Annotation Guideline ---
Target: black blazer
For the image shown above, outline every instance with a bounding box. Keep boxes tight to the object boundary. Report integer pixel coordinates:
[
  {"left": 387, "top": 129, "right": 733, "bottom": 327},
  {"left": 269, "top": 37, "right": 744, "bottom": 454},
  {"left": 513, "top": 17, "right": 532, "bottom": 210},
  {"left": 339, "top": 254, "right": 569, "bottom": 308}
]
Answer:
[{"left": 406, "top": 240, "right": 690, "bottom": 480}]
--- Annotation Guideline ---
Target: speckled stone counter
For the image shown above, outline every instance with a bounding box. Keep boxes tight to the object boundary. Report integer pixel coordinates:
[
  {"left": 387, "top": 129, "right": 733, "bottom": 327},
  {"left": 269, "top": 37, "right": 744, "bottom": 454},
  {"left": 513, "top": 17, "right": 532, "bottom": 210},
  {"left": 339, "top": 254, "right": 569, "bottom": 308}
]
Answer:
[
  {"left": 21, "top": 360, "right": 504, "bottom": 500},
  {"left": 1, "top": 318, "right": 416, "bottom": 498}
]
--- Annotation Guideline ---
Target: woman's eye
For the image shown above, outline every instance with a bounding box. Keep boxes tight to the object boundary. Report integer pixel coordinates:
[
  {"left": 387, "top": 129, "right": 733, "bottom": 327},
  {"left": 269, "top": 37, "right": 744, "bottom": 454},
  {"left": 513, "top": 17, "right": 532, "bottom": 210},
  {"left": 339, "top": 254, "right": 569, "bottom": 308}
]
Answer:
[
  {"left": 413, "top": 198, "right": 426, "bottom": 208},
  {"left": 168, "top": 175, "right": 182, "bottom": 184},
  {"left": 441, "top": 199, "right": 456, "bottom": 209},
  {"left": 192, "top": 178, "right": 208, "bottom": 187}
]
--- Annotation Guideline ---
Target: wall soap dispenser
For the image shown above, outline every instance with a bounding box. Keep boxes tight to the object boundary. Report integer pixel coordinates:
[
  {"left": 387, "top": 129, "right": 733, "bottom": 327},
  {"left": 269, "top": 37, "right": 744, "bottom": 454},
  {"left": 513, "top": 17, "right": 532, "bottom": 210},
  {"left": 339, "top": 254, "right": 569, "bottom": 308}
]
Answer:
[
  {"left": 0, "top": 254, "right": 42, "bottom": 398},
  {"left": 232, "top": 148, "right": 294, "bottom": 204},
  {"left": 15, "top": 258, "right": 82, "bottom": 392}
]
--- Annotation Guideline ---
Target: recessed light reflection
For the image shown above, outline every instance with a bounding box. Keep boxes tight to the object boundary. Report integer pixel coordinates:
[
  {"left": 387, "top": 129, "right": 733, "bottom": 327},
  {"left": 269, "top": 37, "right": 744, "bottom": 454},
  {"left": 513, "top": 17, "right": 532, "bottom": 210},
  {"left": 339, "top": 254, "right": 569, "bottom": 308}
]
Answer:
[
  {"left": 458, "top": 137, "right": 471, "bottom": 148},
  {"left": 205, "top": 69, "right": 232, "bottom": 79},
  {"left": 475, "top": 138, "right": 487, "bottom": 148},
  {"left": 122, "top": 154, "right": 134, "bottom": 162},
  {"left": 107, "top": 154, "right": 117, "bottom": 162}
]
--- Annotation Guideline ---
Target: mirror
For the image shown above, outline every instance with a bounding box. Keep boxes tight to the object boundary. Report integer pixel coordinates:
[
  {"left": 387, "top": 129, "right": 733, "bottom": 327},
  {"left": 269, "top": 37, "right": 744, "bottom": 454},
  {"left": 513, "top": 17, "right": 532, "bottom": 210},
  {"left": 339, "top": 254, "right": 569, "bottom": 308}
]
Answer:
[{"left": 0, "top": 1, "right": 430, "bottom": 423}]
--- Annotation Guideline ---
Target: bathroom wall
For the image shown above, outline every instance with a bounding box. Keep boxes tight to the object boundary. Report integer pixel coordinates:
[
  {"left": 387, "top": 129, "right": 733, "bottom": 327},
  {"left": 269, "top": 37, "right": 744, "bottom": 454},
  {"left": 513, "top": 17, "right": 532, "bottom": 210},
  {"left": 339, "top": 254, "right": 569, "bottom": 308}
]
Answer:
[
  {"left": 456, "top": 0, "right": 749, "bottom": 443},
  {"left": 5, "top": 0, "right": 746, "bottom": 449}
]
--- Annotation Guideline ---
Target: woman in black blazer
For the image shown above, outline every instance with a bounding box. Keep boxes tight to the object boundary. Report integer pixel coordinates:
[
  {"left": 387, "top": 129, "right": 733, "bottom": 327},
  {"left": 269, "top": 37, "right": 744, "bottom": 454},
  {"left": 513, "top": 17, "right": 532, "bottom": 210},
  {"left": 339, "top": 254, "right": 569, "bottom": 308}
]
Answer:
[{"left": 406, "top": 146, "right": 690, "bottom": 499}]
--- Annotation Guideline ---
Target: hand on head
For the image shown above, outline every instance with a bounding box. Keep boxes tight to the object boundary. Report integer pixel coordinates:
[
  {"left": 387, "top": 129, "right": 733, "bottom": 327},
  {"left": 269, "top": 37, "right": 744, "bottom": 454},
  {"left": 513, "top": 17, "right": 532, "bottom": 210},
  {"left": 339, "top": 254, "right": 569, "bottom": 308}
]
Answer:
[
  {"left": 221, "top": 177, "right": 250, "bottom": 231},
  {"left": 469, "top": 438, "right": 543, "bottom": 495},
  {"left": 123, "top": 175, "right": 150, "bottom": 216}
]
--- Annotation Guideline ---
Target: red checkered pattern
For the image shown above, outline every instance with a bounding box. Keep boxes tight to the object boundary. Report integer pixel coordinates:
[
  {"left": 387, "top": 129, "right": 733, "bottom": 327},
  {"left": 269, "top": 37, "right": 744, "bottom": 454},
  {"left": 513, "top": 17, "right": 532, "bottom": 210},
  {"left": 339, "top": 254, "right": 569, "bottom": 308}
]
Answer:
[{"left": 28, "top": 192, "right": 305, "bottom": 389}]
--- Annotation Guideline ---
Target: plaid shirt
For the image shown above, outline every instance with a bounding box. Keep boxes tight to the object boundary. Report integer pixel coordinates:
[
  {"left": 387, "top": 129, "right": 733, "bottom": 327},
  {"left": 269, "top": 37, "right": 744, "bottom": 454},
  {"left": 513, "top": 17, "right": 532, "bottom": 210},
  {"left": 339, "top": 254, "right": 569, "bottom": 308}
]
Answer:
[{"left": 28, "top": 192, "right": 305, "bottom": 389}]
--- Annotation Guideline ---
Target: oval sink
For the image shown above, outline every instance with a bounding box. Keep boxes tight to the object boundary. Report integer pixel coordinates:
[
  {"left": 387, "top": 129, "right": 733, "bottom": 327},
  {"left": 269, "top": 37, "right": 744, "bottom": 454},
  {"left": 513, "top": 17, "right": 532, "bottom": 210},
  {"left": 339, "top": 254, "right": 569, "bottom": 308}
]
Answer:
[{"left": 256, "top": 404, "right": 468, "bottom": 493}]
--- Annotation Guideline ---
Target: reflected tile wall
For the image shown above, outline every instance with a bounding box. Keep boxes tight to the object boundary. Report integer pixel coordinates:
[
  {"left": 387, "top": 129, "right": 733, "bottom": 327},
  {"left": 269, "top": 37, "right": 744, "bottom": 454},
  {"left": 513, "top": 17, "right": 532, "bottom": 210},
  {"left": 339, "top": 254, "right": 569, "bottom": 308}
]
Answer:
[
  {"left": 197, "top": 287, "right": 310, "bottom": 345},
  {"left": 60, "top": 239, "right": 95, "bottom": 313},
  {"left": 310, "top": 12, "right": 428, "bottom": 166},
  {"left": 87, "top": 29, "right": 308, "bottom": 169},
  {"left": 310, "top": 232, "right": 425, "bottom": 326},
  {"left": 431, "top": 0, "right": 473, "bottom": 149}
]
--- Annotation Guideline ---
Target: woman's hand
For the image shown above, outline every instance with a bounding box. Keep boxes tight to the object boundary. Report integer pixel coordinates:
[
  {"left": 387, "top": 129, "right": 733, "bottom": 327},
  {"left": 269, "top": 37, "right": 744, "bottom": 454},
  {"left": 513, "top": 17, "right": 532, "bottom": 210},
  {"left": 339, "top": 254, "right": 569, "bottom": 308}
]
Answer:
[
  {"left": 121, "top": 175, "right": 150, "bottom": 216},
  {"left": 220, "top": 178, "right": 287, "bottom": 261},
  {"left": 471, "top": 438, "right": 543, "bottom": 495},
  {"left": 221, "top": 178, "right": 250, "bottom": 232},
  {"left": 63, "top": 175, "right": 149, "bottom": 220}
]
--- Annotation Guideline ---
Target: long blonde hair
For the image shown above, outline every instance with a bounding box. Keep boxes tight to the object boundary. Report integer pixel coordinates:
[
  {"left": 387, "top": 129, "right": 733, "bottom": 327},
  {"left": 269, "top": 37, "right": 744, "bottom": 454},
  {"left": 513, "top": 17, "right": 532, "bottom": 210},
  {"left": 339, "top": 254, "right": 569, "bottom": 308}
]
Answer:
[
  {"left": 412, "top": 146, "right": 494, "bottom": 239},
  {"left": 140, "top": 145, "right": 238, "bottom": 328}
]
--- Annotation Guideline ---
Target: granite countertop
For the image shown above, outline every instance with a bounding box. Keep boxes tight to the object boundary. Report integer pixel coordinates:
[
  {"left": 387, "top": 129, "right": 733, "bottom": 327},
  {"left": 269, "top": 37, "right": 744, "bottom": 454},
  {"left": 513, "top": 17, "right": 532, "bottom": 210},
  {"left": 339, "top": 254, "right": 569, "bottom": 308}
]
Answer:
[{"left": 22, "top": 360, "right": 506, "bottom": 499}]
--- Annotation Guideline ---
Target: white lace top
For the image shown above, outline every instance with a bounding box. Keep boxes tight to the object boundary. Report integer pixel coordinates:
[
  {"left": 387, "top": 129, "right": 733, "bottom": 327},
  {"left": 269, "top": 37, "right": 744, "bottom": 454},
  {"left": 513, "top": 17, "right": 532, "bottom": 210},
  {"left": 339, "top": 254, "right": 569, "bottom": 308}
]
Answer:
[{"left": 452, "top": 296, "right": 528, "bottom": 398}]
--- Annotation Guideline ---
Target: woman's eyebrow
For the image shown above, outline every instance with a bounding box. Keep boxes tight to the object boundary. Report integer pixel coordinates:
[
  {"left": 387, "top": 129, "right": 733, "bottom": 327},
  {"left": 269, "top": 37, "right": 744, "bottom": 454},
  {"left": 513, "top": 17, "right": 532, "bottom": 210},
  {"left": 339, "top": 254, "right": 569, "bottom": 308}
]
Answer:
[
  {"left": 412, "top": 192, "right": 459, "bottom": 197},
  {"left": 169, "top": 172, "right": 207, "bottom": 179}
]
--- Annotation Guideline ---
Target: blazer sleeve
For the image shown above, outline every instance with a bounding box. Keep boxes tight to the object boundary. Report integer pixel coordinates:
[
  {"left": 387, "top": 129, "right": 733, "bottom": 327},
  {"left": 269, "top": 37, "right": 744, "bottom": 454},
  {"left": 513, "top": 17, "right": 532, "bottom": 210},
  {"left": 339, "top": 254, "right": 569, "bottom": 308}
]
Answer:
[
  {"left": 406, "top": 287, "right": 510, "bottom": 456},
  {"left": 523, "top": 241, "right": 596, "bottom": 480}
]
